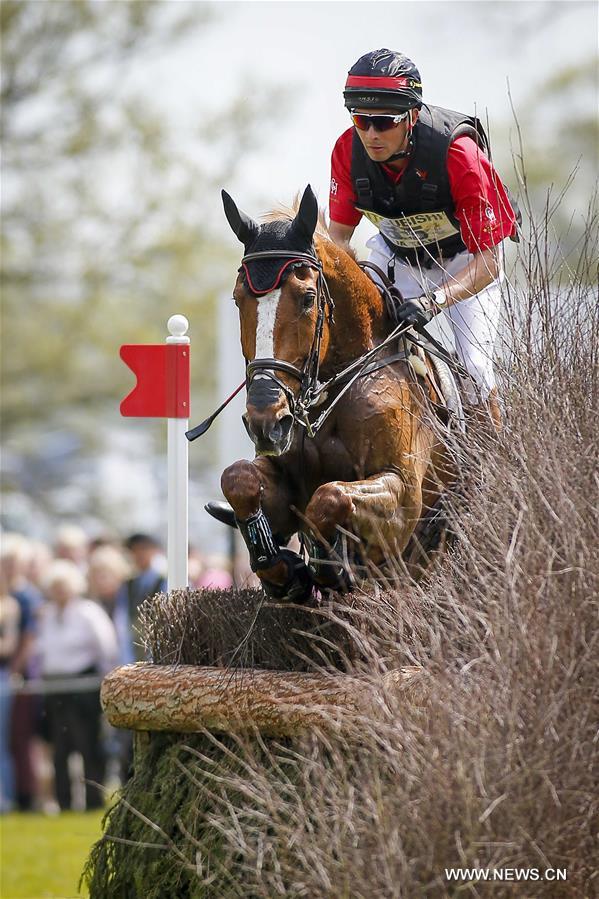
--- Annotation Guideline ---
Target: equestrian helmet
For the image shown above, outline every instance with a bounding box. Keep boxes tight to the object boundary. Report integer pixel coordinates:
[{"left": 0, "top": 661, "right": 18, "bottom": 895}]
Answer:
[{"left": 343, "top": 49, "right": 422, "bottom": 111}]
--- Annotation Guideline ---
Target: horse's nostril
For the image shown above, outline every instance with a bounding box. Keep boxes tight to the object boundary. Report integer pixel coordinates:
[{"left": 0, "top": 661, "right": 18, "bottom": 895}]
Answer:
[
  {"left": 245, "top": 411, "right": 294, "bottom": 451},
  {"left": 268, "top": 419, "right": 283, "bottom": 444},
  {"left": 269, "top": 414, "right": 293, "bottom": 444},
  {"left": 278, "top": 414, "right": 294, "bottom": 442}
]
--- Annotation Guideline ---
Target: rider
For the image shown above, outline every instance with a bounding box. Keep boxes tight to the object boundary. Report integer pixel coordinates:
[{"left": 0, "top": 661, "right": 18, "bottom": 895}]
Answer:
[{"left": 329, "top": 49, "right": 519, "bottom": 427}]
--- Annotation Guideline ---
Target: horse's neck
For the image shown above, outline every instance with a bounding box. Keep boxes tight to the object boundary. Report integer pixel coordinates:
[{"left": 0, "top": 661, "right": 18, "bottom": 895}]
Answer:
[{"left": 319, "top": 240, "right": 388, "bottom": 373}]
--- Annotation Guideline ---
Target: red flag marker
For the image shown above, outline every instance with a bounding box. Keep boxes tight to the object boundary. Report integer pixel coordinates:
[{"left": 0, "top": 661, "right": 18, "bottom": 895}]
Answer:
[
  {"left": 120, "top": 344, "right": 190, "bottom": 418},
  {"left": 120, "top": 315, "right": 191, "bottom": 591}
]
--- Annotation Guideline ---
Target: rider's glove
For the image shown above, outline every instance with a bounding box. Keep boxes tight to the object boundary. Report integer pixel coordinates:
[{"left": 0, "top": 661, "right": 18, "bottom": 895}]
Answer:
[
  {"left": 396, "top": 288, "right": 449, "bottom": 327},
  {"left": 396, "top": 295, "right": 435, "bottom": 327}
]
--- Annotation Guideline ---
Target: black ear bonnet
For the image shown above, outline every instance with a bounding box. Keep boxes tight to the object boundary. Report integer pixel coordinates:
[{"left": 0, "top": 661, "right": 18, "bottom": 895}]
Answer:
[
  {"left": 222, "top": 187, "right": 320, "bottom": 295},
  {"left": 241, "top": 221, "right": 316, "bottom": 295}
]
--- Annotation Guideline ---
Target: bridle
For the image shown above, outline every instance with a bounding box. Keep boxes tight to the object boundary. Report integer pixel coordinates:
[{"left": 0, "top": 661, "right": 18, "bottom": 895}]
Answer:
[{"left": 241, "top": 248, "right": 335, "bottom": 432}]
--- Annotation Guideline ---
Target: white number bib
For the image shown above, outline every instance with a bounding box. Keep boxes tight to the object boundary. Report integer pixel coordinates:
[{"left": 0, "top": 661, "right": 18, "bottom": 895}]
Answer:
[{"left": 357, "top": 208, "right": 460, "bottom": 249}]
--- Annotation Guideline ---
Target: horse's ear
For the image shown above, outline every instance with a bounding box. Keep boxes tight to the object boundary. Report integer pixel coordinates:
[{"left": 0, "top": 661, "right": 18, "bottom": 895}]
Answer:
[
  {"left": 221, "top": 189, "right": 259, "bottom": 248},
  {"left": 292, "top": 185, "right": 319, "bottom": 245}
]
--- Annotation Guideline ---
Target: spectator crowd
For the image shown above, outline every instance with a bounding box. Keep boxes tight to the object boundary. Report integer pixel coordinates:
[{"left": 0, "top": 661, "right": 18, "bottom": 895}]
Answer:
[{"left": 0, "top": 526, "right": 232, "bottom": 814}]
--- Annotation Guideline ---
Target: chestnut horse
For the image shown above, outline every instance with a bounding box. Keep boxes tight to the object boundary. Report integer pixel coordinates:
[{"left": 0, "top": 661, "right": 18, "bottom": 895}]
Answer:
[{"left": 216, "top": 185, "right": 453, "bottom": 602}]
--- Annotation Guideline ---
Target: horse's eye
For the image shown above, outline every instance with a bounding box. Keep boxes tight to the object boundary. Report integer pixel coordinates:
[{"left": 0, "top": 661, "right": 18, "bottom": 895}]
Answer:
[
  {"left": 294, "top": 264, "right": 311, "bottom": 281},
  {"left": 302, "top": 291, "right": 316, "bottom": 311}
]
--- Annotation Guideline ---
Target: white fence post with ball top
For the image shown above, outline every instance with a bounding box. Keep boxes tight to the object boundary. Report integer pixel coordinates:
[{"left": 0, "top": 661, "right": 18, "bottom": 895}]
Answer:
[{"left": 166, "top": 314, "right": 189, "bottom": 590}]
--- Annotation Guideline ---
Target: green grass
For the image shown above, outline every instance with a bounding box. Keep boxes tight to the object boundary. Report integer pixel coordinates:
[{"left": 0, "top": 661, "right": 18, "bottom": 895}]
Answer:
[{"left": 0, "top": 811, "right": 103, "bottom": 899}]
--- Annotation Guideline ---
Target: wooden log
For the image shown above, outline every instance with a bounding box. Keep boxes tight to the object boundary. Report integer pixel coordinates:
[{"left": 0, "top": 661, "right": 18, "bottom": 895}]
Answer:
[{"left": 101, "top": 663, "right": 425, "bottom": 738}]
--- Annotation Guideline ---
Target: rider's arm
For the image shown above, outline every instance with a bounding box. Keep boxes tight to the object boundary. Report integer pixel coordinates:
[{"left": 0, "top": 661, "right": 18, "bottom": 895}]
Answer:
[
  {"left": 329, "top": 220, "right": 356, "bottom": 250},
  {"left": 435, "top": 245, "right": 499, "bottom": 307},
  {"left": 431, "top": 135, "right": 514, "bottom": 308}
]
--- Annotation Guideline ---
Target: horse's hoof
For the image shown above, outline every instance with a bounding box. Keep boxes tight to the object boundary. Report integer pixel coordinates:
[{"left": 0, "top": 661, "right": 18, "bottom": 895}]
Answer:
[
  {"left": 261, "top": 550, "right": 314, "bottom": 603},
  {"left": 307, "top": 535, "right": 352, "bottom": 592}
]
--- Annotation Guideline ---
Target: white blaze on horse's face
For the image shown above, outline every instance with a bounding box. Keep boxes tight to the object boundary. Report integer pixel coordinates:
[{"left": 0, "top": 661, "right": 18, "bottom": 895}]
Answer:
[
  {"left": 254, "top": 288, "right": 281, "bottom": 362},
  {"left": 242, "top": 285, "right": 295, "bottom": 456}
]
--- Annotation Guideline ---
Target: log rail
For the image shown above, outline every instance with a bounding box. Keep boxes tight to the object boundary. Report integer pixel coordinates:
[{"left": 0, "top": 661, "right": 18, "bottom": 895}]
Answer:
[{"left": 101, "top": 663, "right": 425, "bottom": 738}]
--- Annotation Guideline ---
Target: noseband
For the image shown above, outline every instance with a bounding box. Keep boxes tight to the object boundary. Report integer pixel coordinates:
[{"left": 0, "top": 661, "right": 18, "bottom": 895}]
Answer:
[{"left": 242, "top": 249, "right": 334, "bottom": 430}]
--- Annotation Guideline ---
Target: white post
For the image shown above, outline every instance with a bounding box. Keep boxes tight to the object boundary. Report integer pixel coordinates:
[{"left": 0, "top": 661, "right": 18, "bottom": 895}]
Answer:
[{"left": 166, "top": 315, "right": 189, "bottom": 591}]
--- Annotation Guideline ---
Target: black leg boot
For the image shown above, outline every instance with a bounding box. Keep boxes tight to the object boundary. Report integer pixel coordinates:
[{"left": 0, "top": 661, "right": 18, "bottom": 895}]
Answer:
[{"left": 236, "top": 509, "right": 314, "bottom": 603}]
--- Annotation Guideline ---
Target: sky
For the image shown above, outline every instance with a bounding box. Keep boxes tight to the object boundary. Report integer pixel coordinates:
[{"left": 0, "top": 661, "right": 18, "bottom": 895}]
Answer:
[{"left": 139, "top": 0, "right": 597, "bottom": 246}]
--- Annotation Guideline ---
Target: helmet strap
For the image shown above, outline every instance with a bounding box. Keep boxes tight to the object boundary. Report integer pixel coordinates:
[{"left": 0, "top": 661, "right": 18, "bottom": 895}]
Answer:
[{"left": 381, "top": 117, "right": 415, "bottom": 164}]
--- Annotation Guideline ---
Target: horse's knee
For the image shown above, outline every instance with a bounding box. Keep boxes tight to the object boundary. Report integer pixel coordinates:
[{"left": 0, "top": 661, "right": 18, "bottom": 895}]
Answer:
[
  {"left": 305, "top": 482, "right": 353, "bottom": 541},
  {"left": 221, "top": 460, "right": 261, "bottom": 519}
]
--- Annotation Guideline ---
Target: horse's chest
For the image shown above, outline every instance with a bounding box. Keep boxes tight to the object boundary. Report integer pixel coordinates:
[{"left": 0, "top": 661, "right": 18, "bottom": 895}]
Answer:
[
  {"left": 284, "top": 432, "right": 355, "bottom": 499},
  {"left": 330, "top": 374, "right": 412, "bottom": 473},
  {"left": 283, "top": 373, "right": 410, "bottom": 493},
  {"left": 315, "top": 433, "right": 356, "bottom": 482}
]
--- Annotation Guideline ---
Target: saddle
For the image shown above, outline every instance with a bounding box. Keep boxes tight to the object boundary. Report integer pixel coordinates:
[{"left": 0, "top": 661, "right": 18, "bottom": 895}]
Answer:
[{"left": 407, "top": 332, "right": 481, "bottom": 434}]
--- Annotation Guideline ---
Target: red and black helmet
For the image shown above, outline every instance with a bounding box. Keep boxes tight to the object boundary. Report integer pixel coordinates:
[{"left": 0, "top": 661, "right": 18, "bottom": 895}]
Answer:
[{"left": 343, "top": 49, "right": 422, "bottom": 111}]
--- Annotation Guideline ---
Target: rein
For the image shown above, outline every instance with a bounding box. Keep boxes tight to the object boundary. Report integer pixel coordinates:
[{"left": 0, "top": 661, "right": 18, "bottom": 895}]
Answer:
[{"left": 299, "top": 319, "right": 413, "bottom": 436}]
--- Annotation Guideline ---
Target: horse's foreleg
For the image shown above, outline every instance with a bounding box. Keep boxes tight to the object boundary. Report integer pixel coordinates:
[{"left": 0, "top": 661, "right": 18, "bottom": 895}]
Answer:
[
  {"left": 305, "top": 471, "right": 422, "bottom": 578},
  {"left": 221, "top": 459, "right": 312, "bottom": 601}
]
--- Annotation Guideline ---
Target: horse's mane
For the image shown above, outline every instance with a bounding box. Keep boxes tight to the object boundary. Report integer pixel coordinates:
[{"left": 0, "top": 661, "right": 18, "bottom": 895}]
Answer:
[
  {"left": 261, "top": 196, "right": 357, "bottom": 260},
  {"left": 262, "top": 195, "right": 385, "bottom": 354}
]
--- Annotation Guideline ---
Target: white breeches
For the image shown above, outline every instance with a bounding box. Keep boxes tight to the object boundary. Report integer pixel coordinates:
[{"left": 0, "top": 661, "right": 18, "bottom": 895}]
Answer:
[{"left": 366, "top": 233, "right": 502, "bottom": 399}]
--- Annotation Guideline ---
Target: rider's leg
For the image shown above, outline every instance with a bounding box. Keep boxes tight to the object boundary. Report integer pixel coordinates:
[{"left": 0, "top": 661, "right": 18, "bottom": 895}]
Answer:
[
  {"left": 443, "top": 283, "right": 503, "bottom": 431},
  {"left": 221, "top": 457, "right": 313, "bottom": 601},
  {"left": 443, "top": 284, "right": 501, "bottom": 399},
  {"left": 420, "top": 249, "right": 503, "bottom": 428}
]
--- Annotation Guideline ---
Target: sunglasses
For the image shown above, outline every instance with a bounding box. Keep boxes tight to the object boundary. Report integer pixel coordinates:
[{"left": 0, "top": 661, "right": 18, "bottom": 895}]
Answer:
[{"left": 350, "top": 110, "right": 409, "bottom": 133}]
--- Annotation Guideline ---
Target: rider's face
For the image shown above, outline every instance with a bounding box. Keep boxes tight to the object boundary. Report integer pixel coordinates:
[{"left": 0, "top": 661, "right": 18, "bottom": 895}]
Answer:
[{"left": 353, "top": 107, "right": 418, "bottom": 163}]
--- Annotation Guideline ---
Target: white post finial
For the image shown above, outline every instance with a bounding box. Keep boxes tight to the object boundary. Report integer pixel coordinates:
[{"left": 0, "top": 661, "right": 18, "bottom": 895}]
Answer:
[
  {"left": 166, "top": 315, "right": 189, "bottom": 591},
  {"left": 167, "top": 314, "right": 189, "bottom": 340}
]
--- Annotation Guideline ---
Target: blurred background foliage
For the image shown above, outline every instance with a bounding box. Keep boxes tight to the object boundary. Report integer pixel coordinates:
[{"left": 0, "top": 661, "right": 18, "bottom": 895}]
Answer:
[
  {"left": 1, "top": 0, "right": 288, "bottom": 533},
  {"left": 0, "top": 0, "right": 596, "bottom": 537},
  {"left": 1, "top": 0, "right": 275, "bottom": 433},
  {"left": 471, "top": 2, "right": 598, "bottom": 264}
]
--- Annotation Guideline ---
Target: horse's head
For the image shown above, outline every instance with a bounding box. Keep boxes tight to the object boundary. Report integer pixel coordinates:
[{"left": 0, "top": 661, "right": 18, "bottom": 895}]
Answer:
[{"left": 223, "top": 185, "right": 331, "bottom": 456}]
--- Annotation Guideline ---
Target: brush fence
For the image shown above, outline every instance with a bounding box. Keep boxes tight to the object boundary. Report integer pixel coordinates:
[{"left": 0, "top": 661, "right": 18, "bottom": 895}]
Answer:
[{"left": 101, "top": 663, "right": 425, "bottom": 738}]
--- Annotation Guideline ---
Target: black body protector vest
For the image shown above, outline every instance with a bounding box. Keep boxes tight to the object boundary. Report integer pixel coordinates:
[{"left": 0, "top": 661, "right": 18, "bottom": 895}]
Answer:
[{"left": 351, "top": 104, "right": 519, "bottom": 266}]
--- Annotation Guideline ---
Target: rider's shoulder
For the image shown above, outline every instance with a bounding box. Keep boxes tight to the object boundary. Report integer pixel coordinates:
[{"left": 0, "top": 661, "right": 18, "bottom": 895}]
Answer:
[
  {"left": 331, "top": 128, "right": 356, "bottom": 180},
  {"left": 332, "top": 127, "right": 355, "bottom": 157},
  {"left": 447, "top": 133, "right": 492, "bottom": 170},
  {"left": 448, "top": 133, "right": 485, "bottom": 154}
]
